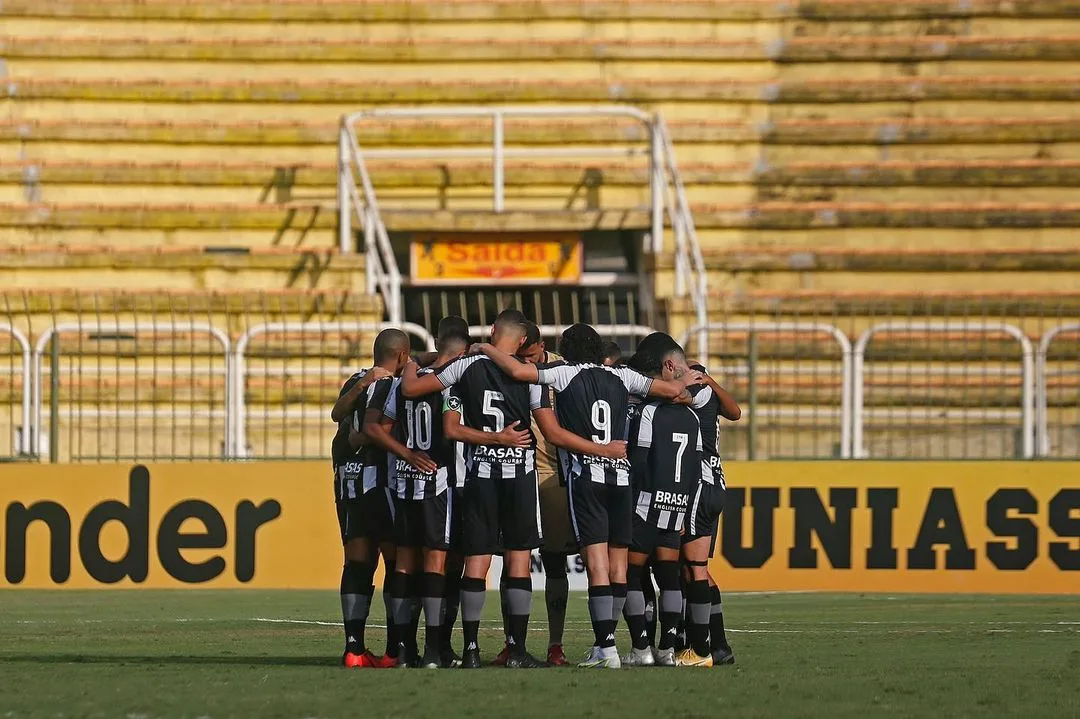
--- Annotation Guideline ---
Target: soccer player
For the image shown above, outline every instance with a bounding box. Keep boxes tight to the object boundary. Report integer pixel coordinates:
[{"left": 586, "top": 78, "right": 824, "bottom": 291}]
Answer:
[
  {"left": 477, "top": 323, "right": 698, "bottom": 669},
  {"left": 602, "top": 341, "right": 623, "bottom": 367},
  {"left": 367, "top": 321, "right": 471, "bottom": 668},
  {"left": 347, "top": 329, "right": 431, "bottom": 668},
  {"left": 330, "top": 346, "right": 395, "bottom": 668},
  {"left": 400, "top": 309, "right": 545, "bottom": 669},
  {"left": 504, "top": 321, "right": 575, "bottom": 667},
  {"left": 620, "top": 338, "right": 705, "bottom": 668}
]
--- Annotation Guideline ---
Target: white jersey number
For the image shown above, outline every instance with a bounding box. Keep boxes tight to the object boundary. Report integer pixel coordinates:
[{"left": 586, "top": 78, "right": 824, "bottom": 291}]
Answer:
[
  {"left": 482, "top": 390, "right": 506, "bottom": 432},
  {"left": 590, "top": 400, "right": 612, "bottom": 444},
  {"left": 672, "top": 432, "right": 689, "bottom": 482}
]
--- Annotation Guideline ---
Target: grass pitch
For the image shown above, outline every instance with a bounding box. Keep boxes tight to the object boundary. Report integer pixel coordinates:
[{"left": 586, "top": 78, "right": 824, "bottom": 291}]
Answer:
[{"left": 0, "top": 590, "right": 1076, "bottom": 718}]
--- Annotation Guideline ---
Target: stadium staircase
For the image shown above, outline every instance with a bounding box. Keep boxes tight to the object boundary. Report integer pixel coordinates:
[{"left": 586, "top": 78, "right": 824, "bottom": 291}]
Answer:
[{"left": 0, "top": 0, "right": 1078, "bottom": 459}]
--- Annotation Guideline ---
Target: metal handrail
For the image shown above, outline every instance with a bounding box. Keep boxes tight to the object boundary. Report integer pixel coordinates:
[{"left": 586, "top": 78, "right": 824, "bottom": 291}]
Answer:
[
  {"left": 0, "top": 324, "right": 33, "bottom": 456},
  {"left": 1035, "top": 322, "right": 1080, "bottom": 457},
  {"left": 467, "top": 323, "right": 657, "bottom": 343},
  {"left": 231, "top": 321, "right": 435, "bottom": 458},
  {"left": 338, "top": 105, "right": 710, "bottom": 335},
  {"left": 680, "top": 322, "right": 853, "bottom": 458},
  {"left": 853, "top": 322, "right": 1035, "bottom": 459},
  {"left": 32, "top": 322, "right": 231, "bottom": 463}
]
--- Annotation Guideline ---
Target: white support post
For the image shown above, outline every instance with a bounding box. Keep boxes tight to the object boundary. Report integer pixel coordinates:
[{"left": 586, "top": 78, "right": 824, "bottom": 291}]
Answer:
[
  {"left": 338, "top": 127, "right": 352, "bottom": 254},
  {"left": 1035, "top": 322, "right": 1080, "bottom": 457}
]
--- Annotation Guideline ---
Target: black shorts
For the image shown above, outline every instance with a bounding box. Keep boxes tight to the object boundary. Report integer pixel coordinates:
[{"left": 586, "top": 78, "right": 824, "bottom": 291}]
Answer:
[
  {"left": 629, "top": 514, "right": 682, "bottom": 556},
  {"left": 460, "top": 473, "right": 542, "bottom": 556},
  {"left": 684, "top": 480, "right": 725, "bottom": 546},
  {"left": 395, "top": 491, "right": 453, "bottom": 551},
  {"left": 336, "top": 487, "right": 395, "bottom": 545},
  {"left": 449, "top": 486, "right": 466, "bottom": 553},
  {"left": 568, "top": 474, "right": 632, "bottom": 548}
]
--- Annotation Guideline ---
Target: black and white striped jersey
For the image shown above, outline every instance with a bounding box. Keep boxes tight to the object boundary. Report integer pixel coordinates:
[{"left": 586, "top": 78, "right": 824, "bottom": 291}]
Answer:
[
  {"left": 688, "top": 364, "right": 726, "bottom": 489},
  {"left": 346, "top": 375, "right": 395, "bottom": 498},
  {"left": 628, "top": 401, "right": 703, "bottom": 531},
  {"left": 332, "top": 371, "right": 366, "bottom": 501},
  {"left": 436, "top": 354, "right": 539, "bottom": 481},
  {"left": 535, "top": 361, "right": 654, "bottom": 486},
  {"left": 384, "top": 368, "right": 452, "bottom": 500}
]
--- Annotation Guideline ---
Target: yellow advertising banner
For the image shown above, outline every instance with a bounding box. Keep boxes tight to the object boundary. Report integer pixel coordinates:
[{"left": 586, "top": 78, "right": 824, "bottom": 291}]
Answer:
[
  {"left": 0, "top": 462, "right": 1077, "bottom": 592},
  {"left": 410, "top": 233, "right": 582, "bottom": 285}
]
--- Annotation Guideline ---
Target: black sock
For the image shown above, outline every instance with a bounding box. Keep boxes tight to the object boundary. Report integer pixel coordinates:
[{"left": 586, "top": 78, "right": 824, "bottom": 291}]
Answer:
[
  {"left": 387, "top": 571, "right": 412, "bottom": 659},
  {"left": 587, "top": 584, "right": 616, "bottom": 649},
  {"left": 407, "top": 573, "right": 423, "bottom": 658},
  {"left": 499, "top": 566, "right": 510, "bottom": 645},
  {"left": 504, "top": 576, "right": 532, "bottom": 658},
  {"left": 654, "top": 560, "right": 683, "bottom": 651},
  {"left": 686, "top": 579, "right": 712, "bottom": 657},
  {"left": 442, "top": 568, "right": 462, "bottom": 652},
  {"left": 460, "top": 576, "right": 487, "bottom": 653},
  {"left": 710, "top": 584, "right": 731, "bottom": 653},
  {"left": 624, "top": 564, "right": 650, "bottom": 650},
  {"left": 641, "top": 563, "right": 657, "bottom": 647},
  {"left": 540, "top": 551, "right": 569, "bottom": 647},
  {"left": 382, "top": 559, "right": 397, "bottom": 657},
  {"left": 611, "top": 582, "right": 627, "bottom": 633},
  {"left": 422, "top": 572, "right": 446, "bottom": 656},
  {"left": 341, "top": 561, "right": 374, "bottom": 653}
]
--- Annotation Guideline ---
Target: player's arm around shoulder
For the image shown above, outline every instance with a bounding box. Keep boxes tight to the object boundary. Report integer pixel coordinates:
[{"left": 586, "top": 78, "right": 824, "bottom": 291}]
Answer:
[{"left": 475, "top": 342, "right": 539, "bottom": 383}]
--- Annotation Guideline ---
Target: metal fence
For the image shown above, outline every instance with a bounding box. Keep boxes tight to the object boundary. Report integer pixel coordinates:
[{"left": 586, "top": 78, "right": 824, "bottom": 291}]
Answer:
[{"left": 0, "top": 289, "right": 1076, "bottom": 462}]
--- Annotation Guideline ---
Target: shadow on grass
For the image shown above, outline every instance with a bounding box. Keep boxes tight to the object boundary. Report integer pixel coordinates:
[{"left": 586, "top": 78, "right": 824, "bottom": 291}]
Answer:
[{"left": 0, "top": 653, "right": 334, "bottom": 667}]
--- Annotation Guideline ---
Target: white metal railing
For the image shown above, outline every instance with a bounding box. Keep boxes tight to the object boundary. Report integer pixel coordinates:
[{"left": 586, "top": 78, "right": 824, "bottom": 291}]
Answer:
[
  {"left": 853, "top": 322, "right": 1035, "bottom": 459},
  {"left": 0, "top": 324, "right": 32, "bottom": 457},
  {"left": 231, "top": 322, "right": 435, "bottom": 458},
  {"left": 1036, "top": 323, "right": 1080, "bottom": 457},
  {"left": 468, "top": 323, "right": 656, "bottom": 346},
  {"left": 680, "top": 322, "right": 853, "bottom": 458},
  {"left": 337, "top": 105, "right": 709, "bottom": 335},
  {"left": 32, "top": 322, "right": 231, "bottom": 461}
]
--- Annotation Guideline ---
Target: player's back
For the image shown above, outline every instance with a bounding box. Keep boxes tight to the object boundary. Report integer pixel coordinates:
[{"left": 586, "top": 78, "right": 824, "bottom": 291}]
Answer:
[
  {"left": 388, "top": 367, "right": 454, "bottom": 499},
  {"left": 687, "top": 363, "right": 724, "bottom": 487},
  {"left": 629, "top": 401, "right": 703, "bottom": 529}
]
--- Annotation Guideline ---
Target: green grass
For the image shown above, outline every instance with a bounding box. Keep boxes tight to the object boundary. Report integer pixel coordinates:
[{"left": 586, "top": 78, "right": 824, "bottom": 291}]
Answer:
[{"left": 0, "top": 591, "right": 1077, "bottom": 718}]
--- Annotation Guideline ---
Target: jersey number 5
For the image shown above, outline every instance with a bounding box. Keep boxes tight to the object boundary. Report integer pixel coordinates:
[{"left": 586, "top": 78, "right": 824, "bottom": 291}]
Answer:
[
  {"left": 404, "top": 400, "right": 433, "bottom": 450},
  {"left": 482, "top": 390, "right": 505, "bottom": 432}
]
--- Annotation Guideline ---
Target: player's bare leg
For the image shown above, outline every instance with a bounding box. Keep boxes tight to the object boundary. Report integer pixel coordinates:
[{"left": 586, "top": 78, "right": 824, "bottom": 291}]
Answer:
[
  {"left": 676, "top": 537, "right": 714, "bottom": 667},
  {"left": 341, "top": 537, "right": 378, "bottom": 668}
]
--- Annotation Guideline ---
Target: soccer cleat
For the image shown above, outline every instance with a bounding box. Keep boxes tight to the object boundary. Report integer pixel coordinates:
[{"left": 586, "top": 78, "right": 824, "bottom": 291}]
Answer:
[
  {"left": 505, "top": 651, "right": 547, "bottom": 669},
  {"left": 712, "top": 647, "right": 736, "bottom": 666},
  {"left": 459, "top": 648, "right": 483, "bottom": 669},
  {"left": 492, "top": 644, "right": 510, "bottom": 667},
  {"left": 443, "top": 649, "right": 462, "bottom": 669},
  {"left": 547, "top": 644, "right": 568, "bottom": 667},
  {"left": 653, "top": 647, "right": 676, "bottom": 667},
  {"left": 420, "top": 649, "right": 444, "bottom": 669},
  {"left": 372, "top": 653, "right": 399, "bottom": 669},
  {"left": 622, "top": 646, "right": 656, "bottom": 667},
  {"left": 342, "top": 649, "right": 378, "bottom": 668},
  {"left": 577, "top": 646, "right": 621, "bottom": 669},
  {"left": 675, "top": 648, "right": 714, "bottom": 668}
]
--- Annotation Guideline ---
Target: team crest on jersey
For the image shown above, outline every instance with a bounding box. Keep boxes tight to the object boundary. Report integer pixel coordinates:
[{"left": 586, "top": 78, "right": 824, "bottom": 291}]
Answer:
[{"left": 445, "top": 395, "right": 463, "bottom": 412}]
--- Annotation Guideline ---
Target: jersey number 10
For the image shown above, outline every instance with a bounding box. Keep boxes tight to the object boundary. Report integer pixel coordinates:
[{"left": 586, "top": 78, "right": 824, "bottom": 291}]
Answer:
[{"left": 404, "top": 400, "right": 433, "bottom": 450}]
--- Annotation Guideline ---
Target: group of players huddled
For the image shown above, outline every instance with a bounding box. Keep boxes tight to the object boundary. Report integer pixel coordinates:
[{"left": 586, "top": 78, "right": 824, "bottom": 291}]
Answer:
[{"left": 331, "top": 310, "right": 740, "bottom": 669}]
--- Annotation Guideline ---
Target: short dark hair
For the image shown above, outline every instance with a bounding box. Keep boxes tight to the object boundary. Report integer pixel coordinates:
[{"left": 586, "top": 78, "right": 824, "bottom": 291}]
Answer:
[
  {"left": 558, "top": 323, "right": 604, "bottom": 365},
  {"left": 436, "top": 315, "right": 470, "bottom": 351},
  {"left": 628, "top": 332, "right": 683, "bottom": 376},
  {"left": 373, "top": 328, "right": 410, "bottom": 363},
  {"left": 602, "top": 341, "right": 623, "bottom": 365},
  {"left": 493, "top": 308, "right": 528, "bottom": 340},
  {"left": 522, "top": 321, "right": 543, "bottom": 350}
]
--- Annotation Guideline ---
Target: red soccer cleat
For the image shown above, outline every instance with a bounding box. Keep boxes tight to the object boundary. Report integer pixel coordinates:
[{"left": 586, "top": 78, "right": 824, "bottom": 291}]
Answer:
[
  {"left": 546, "top": 644, "right": 568, "bottom": 667},
  {"left": 372, "top": 653, "right": 399, "bottom": 669},
  {"left": 343, "top": 649, "right": 378, "bottom": 668},
  {"left": 492, "top": 644, "right": 510, "bottom": 667}
]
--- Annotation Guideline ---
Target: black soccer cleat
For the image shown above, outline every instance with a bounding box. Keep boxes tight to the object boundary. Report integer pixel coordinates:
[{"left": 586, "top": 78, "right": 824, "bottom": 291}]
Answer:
[
  {"left": 711, "top": 647, "right": 736, "bottom": 666},
  {"left": 460, "top": 648, "right": 483, "bottom": 669},
  {"left": 504, "top": 652, "right": 547, "bottom": 669}
]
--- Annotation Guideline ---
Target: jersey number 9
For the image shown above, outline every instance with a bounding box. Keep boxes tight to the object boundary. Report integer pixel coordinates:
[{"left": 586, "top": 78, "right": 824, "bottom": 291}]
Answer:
[{"left": 590, "top": 399, "right": 611, "bottom": 444}]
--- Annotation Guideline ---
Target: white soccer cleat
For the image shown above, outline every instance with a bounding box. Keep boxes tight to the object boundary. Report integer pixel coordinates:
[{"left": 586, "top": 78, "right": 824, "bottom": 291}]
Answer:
[
  {"left": 622, "top": 646, "right": 656, "bottom": 667},
  {"left": 578, "top": 646, "right": 621, "bottom": 669},
  {"left": 653, "top": 647, "right": 676, "bottom": 667}
]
